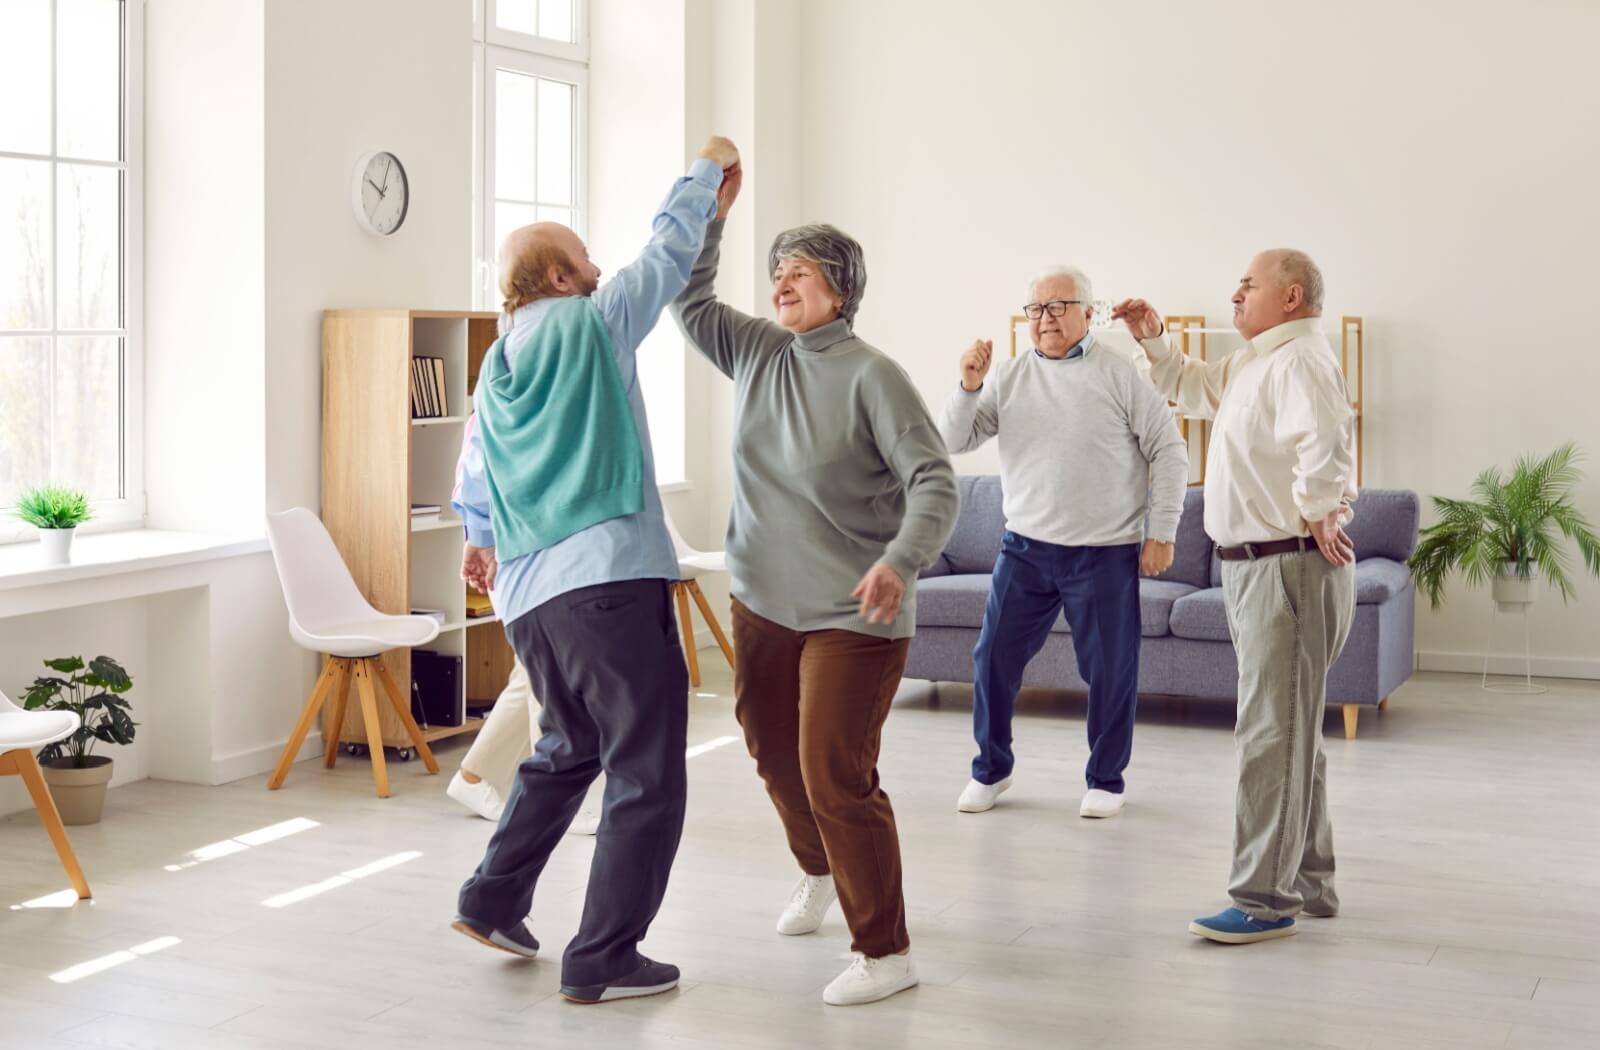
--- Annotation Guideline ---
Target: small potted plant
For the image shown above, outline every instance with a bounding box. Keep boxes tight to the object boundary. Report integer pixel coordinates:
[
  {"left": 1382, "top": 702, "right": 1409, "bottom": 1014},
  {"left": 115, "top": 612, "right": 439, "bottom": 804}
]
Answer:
[
  {"left": 1408, "top": 443, "right": 1600, "bottom": 612},
  {"left": 22, "top": 656, "right": 137, "bottom": 825},
  {"left": 15, "top": 485, "right": 93, "bottom": 566}
]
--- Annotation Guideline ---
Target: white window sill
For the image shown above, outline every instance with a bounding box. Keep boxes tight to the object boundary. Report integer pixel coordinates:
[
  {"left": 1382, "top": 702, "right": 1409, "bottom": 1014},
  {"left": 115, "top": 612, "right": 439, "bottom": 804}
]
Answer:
[{"left": 0, "top": 528, "right": 270, "bottom": 592}]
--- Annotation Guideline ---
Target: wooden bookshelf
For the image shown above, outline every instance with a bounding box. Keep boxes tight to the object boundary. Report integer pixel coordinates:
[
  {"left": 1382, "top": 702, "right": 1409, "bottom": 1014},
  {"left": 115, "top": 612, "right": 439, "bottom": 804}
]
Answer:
[{"left": 321, "top": 309, "right": 514, "bottom": 754}]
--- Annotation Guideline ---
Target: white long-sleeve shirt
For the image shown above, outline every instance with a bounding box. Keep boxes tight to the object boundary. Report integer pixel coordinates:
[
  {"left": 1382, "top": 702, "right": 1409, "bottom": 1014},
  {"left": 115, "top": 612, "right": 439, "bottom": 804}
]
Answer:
[
  {"left": 1140, "top": 317, "right": 1356, "bottom": 547},
  {"left": 939, "top": 337, "right": 1189, "bottom": 546}
]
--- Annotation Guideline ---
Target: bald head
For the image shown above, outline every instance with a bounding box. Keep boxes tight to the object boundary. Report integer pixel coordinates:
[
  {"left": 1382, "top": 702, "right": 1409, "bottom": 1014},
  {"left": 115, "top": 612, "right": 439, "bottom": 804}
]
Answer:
[
  {"left": 498, "top": 222, "right": 601, "bottom": 313},
  {"left": 1232, "top": 248, "right": 1324, "bottom": 340}
]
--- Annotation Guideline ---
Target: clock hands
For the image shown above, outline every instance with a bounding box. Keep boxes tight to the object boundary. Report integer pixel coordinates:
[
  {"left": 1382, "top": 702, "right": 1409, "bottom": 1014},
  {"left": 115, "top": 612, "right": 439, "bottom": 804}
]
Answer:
[{"left": 366, "top": 177, "right": 386, "bottom": 200}]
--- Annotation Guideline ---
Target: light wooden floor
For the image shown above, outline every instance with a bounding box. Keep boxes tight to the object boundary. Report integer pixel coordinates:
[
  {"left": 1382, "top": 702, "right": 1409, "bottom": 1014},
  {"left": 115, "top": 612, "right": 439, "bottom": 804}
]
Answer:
[{"left": 3, "top": 667, "right": 1598, "bottom": 1050}]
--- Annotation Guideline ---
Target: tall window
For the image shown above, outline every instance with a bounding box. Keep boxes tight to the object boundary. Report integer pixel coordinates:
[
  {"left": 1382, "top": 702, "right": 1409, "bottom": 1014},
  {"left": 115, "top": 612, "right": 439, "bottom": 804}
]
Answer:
[
  {"left": 0, "top": 0, "right": 142, "bottom": 539},
  {"left": 472, "top": 0, "right": 588, "bottom": 310}
]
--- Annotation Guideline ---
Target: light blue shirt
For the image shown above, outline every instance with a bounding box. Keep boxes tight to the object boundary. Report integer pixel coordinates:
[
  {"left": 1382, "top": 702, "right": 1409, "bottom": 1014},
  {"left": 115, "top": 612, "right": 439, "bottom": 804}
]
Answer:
[
  {"left": 453, "top": 158, "right": 722, "bottom": 625},
  {"left": 1033, "top": 331, "right": 1094, "bottom": 361}
]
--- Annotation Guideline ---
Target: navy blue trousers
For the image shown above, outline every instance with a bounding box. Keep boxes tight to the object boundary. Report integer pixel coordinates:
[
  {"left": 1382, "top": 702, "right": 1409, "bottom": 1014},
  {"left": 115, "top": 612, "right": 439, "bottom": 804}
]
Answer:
[{"left": 971, "top": 532, "right": 1142, "bottom": 792}]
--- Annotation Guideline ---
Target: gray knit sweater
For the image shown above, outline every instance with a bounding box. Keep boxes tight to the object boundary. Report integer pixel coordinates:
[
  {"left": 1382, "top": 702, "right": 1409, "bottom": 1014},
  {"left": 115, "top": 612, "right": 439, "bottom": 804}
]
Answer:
[
  {"left": 670, "top": 221, "right": 959, "bottom": 638},
  {"left": 939, "top": 342, "right": 1188, "bottom": 546}
]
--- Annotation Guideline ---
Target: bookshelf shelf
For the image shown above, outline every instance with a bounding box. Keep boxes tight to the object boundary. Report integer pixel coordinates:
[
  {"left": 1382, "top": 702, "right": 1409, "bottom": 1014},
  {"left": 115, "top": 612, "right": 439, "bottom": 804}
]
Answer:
[{"left": 322, "top": 308, "right": 515, "bottom": 750}]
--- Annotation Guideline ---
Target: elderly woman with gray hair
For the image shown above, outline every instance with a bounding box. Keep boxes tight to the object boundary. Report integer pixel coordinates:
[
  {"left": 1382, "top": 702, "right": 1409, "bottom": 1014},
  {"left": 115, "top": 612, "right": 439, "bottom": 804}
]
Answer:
[{"left": 671, "top": 168, "right": 958, "bottom": 1007}]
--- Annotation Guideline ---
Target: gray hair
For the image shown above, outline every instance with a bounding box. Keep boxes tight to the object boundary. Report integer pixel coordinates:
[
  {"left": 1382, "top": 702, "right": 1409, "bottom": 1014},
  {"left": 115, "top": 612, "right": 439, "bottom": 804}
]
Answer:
[
  {"left": 768, "top": 224, "right": 866, "bottom": 324},
  {"left": 1269, "top": 249, "right": 1324, "bottom": 314},
  {"left": 1027, "top": 265, "right": 1094, "bottom": 309}
]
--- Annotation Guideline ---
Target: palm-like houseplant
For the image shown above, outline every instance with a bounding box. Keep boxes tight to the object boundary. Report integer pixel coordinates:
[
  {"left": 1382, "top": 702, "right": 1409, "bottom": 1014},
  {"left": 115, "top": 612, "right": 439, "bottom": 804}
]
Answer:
[
  {"left": 1407, "top": 443, "right": 1600, "bottom": 611},
  {"left": 15, "top": 484, "right": 93, "bottom": 565}
]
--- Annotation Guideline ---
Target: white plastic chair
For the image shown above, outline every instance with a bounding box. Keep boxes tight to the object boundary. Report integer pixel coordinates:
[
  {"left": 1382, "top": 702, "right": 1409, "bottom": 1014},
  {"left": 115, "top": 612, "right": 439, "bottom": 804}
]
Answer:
[
  {"left": 0, "top": 688, "right": 91, "bottom": 899},
  {"left": 662, "top": 506, "right": 736, "bottom": 688},
  {"left": 265, "top": 508, "right": 441, "bottom": 798}
]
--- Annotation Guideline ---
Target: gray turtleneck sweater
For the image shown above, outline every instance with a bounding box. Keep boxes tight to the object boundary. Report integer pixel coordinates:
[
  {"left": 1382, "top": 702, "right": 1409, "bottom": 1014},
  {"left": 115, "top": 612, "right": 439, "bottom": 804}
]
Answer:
[{"left": 670, "top": 220, "right": 959, "bottom": 639}]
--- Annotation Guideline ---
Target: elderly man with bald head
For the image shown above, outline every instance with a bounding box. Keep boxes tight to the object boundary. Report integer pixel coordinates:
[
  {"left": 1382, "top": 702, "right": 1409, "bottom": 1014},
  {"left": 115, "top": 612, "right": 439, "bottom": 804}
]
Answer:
[
  {"left": 1115, "top": 249, "right": 1357, "bottom": 945},
  {"left": 449, "top": 137, "right": 740, "bottom": 1003},
  {"left": 939, "top": 267, "right": 1189, "bottom": 822}
]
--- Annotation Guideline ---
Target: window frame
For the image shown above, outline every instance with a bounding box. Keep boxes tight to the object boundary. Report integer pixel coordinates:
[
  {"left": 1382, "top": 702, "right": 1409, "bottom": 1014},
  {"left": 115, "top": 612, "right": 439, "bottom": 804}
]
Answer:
[
  {"left": 0, "top": 0, "right": 145, "bottom": 545},
  {"left": 472, "top": 7, "right": 589, "bottom": 311}
]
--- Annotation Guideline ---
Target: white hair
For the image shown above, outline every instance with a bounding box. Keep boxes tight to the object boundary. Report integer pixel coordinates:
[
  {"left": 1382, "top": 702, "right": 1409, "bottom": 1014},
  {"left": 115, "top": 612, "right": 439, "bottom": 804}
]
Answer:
[
  {"left": 1268, "top": 249, "right": 1325, "bottom": 314},
  {"left": 1027, "top": 265, "right": 1094, "bottom": 308}
]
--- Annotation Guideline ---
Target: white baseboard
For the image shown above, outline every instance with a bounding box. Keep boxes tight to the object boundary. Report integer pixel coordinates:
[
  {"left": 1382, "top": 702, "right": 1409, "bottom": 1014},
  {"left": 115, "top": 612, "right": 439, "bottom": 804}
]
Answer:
[
  {"left": 1416, "top": 650, "right": 1600, "bottom": 682},
  {"left": 212, "top": 732, "right": 324, "bottom": 785}
]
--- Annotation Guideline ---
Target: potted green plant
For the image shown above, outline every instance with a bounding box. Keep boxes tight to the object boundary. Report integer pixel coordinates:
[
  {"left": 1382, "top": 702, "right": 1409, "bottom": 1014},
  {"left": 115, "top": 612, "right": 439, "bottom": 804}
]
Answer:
[
  {"left": 1408, "top": 443, "right": 1600, "bottom": 612},
  {"left": 21, "top": 656, "right": 137, "bottom": 825},
  {"left": 15, "top": 485, "right": 93, "bottom": 566}
]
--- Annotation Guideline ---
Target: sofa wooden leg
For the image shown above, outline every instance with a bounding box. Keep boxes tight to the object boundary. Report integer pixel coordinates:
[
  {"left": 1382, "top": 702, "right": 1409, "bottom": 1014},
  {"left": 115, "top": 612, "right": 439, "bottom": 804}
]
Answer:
[
  {"left": 1342, "top": 704, "right": 1359, "bottom": 740},
  {"left": 1378, "top": 696, "right": 1390, "bottom": 712}
]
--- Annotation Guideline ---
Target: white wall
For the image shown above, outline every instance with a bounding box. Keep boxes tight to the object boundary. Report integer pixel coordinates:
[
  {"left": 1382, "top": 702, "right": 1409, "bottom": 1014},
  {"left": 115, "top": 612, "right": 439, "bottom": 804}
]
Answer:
[
  {"left": 263, "top": 0, "right": 474, "bottom": 516},
  {"left": 680, "top": 0, "right": 1600, "bottom": 671},
  {"left": 144, "top": 0, "right": 266, "bottom": 535}
]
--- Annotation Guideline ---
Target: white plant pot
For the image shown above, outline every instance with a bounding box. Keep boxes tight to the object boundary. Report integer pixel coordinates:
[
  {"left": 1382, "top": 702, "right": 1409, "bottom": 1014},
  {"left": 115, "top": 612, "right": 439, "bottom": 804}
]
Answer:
[
  {"left": 1492, "top": 564, "right": 1535, "bottom": 613},
  {"left": 38, "top": 526, "right": 76, "bottom": 566}
]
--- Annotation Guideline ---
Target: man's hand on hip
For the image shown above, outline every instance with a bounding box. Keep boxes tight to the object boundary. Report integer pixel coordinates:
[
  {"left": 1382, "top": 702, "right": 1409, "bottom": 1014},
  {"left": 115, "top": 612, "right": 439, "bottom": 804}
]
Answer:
[
  {"left": 1307, "top": 511, "right": 1355, "bottom": 567},
  {"left": 1140, "top": 539, "right": 1175, "bottom": 577},
  {"left": 462, "top": 544, "right": 498, "bottom": 594}
]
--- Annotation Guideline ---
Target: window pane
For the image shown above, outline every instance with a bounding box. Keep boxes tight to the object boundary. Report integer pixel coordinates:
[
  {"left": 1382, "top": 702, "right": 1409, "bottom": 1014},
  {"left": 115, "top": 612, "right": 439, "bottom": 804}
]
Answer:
[
  {"left": 53, "top": 336, "right": 121, "bottom": 499},
  {"left": 0, "top": 337, "right": 51, "bottom": 507},
  {"left": 57, "top": 163, "right": 120, "bottom": 330},
  {"left": 0, "top": 158, "right": 53, "bottom": 329},
  {"left": 494, "top": 69, "right": 538, "bottom": 202},
  {"left": 57, "top": 0, "right": 122, "bottom": 161},
  {"left": 494, "top": 201, "right": 539, "bottom": 252},
  {"left": 495, "top": 0, "right": 536, "bottom": 36},
  {"left": 538, "top": 0, "right": 574, "bottom": 43},
  {"left": 537, "top": 79, "right": 573, "bottom": 205},
  {"left": 0, "top": 0, "right": 51, "bottom": 155},
  {"left": 536, "top": 206, "right": 572, "bottom": 228}
]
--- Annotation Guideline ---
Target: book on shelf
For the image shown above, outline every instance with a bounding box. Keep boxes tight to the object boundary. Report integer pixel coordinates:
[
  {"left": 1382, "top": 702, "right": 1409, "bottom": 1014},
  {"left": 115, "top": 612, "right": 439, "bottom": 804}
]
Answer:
[
  {"left": 409, "top": 355, "right": 448, "bottom": 418},
  {"left": 411, "top": 608, "right": 448, "bottom": 628},
  {"left": 410, "top": 503, "right": 442, "bottom": 516},
  {"left": 465, "top": 591, "right": 494, "bottom": 618}
]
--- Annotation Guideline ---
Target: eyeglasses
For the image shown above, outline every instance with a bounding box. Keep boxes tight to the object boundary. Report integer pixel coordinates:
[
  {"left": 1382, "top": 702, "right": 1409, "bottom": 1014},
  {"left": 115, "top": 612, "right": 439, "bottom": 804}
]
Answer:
[{"left": 1021, "top": 299, "right": 1083, "bottom": 319}]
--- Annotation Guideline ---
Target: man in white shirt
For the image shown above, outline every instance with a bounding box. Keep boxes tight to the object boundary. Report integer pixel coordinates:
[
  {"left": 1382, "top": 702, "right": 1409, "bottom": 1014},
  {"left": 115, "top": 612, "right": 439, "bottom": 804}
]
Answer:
[
  {"left": 940, "top": 266, "right": 1188, "bottom": 820},
  {"left": 1114, "top": 249, "right": 1356, "bottom": 945}
]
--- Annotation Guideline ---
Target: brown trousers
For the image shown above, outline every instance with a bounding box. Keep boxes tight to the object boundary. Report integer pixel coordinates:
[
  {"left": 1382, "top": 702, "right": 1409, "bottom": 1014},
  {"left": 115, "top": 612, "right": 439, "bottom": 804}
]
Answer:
[{"left": 730, "top": 599, "right": 911, "bottom": 958}]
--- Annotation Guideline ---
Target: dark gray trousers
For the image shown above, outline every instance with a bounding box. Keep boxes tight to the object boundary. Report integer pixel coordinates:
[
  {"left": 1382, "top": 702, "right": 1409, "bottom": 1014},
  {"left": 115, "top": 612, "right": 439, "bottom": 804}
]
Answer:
[{"left": 457, "top": 578, "right": 689, "bottom": 985}]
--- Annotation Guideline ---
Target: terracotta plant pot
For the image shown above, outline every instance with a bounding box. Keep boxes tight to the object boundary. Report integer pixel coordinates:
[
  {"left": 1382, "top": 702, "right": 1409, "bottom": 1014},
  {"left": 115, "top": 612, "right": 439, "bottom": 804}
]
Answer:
[{"left": 41, "top": 756, "right": 113, "bottom": 825}]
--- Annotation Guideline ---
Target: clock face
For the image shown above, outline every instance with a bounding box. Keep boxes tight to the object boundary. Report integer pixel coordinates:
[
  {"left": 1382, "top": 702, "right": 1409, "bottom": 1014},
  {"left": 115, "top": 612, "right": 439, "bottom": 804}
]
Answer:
[{"left": 354, "top": 151, "right": 408, "bottom": 235}]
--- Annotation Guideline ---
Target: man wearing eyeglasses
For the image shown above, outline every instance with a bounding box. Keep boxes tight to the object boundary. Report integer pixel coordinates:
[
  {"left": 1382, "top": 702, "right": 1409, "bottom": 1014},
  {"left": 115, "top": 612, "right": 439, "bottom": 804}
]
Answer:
[{"left": 939, "top": 266, "right": 1188, "bottom": 820}]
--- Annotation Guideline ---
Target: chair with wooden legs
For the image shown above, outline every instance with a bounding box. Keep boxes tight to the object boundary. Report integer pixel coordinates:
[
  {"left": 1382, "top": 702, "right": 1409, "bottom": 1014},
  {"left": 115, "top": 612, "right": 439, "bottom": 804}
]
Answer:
[
  {"left": 661, "top": 506, "right": 736, "bottom": 688},
  {"left": 0, "top": 688, "right": 92, "bottom": 900},
  {"left": 265, "top": 508, "right": 441, "bottom": 798}
]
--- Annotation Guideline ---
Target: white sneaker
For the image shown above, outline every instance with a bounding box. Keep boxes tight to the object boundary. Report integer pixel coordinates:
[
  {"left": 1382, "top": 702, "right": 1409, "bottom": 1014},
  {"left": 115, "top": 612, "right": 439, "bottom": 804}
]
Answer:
[
  {"left": 447, "top": 771, "right": 506, "bottom": 822},
  {"left": 776, "top": 873, "right": 837, "bottom": 935},
  {"left": 957, "top": 776, "right": 1012, "bottom": 813},
  {"left": 822, "top": 951, "right": 918, "bottom": 1006},
  {"left": 1080, "top": 787, "right": 1125, "bottom": 819},
  {"left": 567, "top": 811, "right": 601, "bottom": 836}
]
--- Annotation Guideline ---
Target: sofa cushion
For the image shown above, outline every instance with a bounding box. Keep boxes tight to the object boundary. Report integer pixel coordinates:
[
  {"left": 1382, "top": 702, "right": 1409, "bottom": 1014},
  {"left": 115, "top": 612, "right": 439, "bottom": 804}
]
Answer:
[
  {"left": 1346, "top": 490, "right": 1421, "bottom": 562},
  {"left": 942, "top": 475, "right": 1007, "bottom": 575},
  {"left": 1355, "top": 557, "right": 1411, "bottom": 604},
  {"left": 1139, "top": 580, "right": 1198, "bottom": 637},
  {"left": 1155, "top": 487, "right": 1212, "bottom": 589},
  {"left": 913, "top": 575, "right": 1195, "bottom": 639},
  {"left": 1168, "top": 588, "right": 1231, "bottom": 642}
]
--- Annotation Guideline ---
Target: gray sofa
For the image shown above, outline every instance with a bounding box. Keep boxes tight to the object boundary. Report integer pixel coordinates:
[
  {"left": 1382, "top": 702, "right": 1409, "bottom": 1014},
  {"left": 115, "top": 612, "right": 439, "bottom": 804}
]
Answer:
[{"left": 904, "top": 477, "right": 1420, "bottom": 739}]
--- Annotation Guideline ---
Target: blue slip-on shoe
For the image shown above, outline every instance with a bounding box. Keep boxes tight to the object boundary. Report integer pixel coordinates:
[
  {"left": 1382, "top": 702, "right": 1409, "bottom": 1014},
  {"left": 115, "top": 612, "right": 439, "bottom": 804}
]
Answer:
[
  {"left": 561, "top": 956, "right": 680, "bottom": 1004},
  {"left": 452, "top": 915, "right": 540, "bottom": 958},
  {"left": 1188, "top": 906, "right": 1297, "bottom": 944}
]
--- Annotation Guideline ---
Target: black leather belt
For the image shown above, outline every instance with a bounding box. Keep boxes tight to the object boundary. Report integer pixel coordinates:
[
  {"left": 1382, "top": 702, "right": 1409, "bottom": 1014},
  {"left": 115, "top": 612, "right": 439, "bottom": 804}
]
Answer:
[{"left": 1215, "top": 536, "right": 1312, "bottom": 561}]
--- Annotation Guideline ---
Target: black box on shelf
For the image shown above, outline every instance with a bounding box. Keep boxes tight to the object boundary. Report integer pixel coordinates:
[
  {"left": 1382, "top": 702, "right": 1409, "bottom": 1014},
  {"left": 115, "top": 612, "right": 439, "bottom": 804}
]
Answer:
[{"left": 411, "top": 650, "right": 463, "bottom": 727}]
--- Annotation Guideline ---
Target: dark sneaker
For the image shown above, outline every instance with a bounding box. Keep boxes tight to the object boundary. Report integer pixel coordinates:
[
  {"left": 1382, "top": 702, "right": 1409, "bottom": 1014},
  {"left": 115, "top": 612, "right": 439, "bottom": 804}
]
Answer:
[
  {"left": 560, "top": 956, "right": 680, "bottom": 1004},
  {"left": 452, "top": 915, "right": 540, "bottom": 958},
  {"left": 1188, "top": 906, "right": 1297, "bottom": 944}
]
